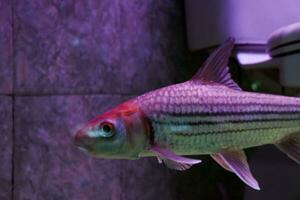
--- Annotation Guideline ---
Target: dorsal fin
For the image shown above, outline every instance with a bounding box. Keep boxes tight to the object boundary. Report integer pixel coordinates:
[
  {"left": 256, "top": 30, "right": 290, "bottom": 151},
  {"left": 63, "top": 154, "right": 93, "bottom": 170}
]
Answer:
[{"left": 191, "top": 38, "right": 241, "bottom": 90}]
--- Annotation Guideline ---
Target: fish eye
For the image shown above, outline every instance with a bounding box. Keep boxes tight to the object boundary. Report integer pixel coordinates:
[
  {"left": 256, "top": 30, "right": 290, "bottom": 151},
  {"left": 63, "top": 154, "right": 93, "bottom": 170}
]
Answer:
[{"left": 99, "top": 122, "right": 115, "bottom": 137}]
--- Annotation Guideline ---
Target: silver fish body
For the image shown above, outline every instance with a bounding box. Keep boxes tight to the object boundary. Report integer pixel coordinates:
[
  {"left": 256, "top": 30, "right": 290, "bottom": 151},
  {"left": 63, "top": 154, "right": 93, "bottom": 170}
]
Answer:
[{"left": 137, "top": 81, "right": 300, "bottom": 155}]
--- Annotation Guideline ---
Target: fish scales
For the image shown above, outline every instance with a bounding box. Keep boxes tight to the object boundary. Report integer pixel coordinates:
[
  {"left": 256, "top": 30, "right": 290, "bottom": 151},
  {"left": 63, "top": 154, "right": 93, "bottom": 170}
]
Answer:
[{"left": 137, "top": 82, "right": 300, "bottom": 154}]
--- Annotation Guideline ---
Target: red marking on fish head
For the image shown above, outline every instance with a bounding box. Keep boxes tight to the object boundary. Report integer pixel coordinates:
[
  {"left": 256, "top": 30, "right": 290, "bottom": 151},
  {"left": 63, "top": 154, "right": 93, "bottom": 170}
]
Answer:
[{"left": 74, "top": 100, "right": 150, "bottom": 159}]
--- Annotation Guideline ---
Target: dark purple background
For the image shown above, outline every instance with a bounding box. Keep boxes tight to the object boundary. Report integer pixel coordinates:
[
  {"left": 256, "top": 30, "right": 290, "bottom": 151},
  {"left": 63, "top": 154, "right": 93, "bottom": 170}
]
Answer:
[{"left": 1, "top": 0, "right": 300, "bottom": 199}]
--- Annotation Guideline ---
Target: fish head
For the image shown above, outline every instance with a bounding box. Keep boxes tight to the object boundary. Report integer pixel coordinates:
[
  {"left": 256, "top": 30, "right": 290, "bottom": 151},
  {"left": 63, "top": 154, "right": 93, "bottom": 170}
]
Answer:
[{"left": 74, "top": 101, "right": 149, "bottom": 159}]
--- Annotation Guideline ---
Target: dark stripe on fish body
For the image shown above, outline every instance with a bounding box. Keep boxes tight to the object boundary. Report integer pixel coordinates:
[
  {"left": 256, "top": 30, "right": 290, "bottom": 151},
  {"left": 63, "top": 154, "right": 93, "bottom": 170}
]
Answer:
[
  {"left": 172, "top": 125, "right": 298, "bottom": 136},
  {"left": 149, "top": 96, "right": 299, "bottom": 108},
  {"left": 148, "top": 101, "right": 300, "bottom": 115},
  {"left": 150, "top": 111, "right": 300, "bottom": 125},
  {"left": 150, "top": 114, "right": 300, "bottom": 136},
  {"left": 151, "top": 116, "right": 300, "bottom": 126},
  {"left": 155, "top": 110, "right": 300, "bottom": 116}
]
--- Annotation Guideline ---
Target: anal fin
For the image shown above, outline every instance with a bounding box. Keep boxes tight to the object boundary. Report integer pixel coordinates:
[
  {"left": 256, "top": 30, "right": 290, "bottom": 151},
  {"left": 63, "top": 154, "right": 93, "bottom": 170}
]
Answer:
[
  {"left": 211, "top": 149, "right": 260, "bottom": 190},
  {"left": 149, "top": 145, "right": 201, "bottom": 171},
  {"left": 276, "top": 133, "right": 300, "bottom": 164}
]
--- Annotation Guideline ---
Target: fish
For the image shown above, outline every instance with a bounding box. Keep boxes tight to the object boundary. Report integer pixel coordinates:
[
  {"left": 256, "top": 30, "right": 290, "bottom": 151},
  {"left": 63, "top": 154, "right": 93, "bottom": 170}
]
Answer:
[{"left": 74, "top": 38, "right": 300, "bottom": 190}]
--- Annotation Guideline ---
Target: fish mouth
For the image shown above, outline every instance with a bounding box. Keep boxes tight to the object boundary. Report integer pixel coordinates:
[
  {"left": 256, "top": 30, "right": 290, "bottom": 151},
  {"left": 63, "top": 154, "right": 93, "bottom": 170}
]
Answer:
[
  {"left": 73, "top": 129, "right": 86, "bottom": 146},
  {"left": 74, "top": 130, "right": 90, "bottom": 146},
  {"left": 77, "top": 146, "right": 88, "bottom": 153},
  {"left": 73, "top": 129, "right": 96, "bottom": 152}
]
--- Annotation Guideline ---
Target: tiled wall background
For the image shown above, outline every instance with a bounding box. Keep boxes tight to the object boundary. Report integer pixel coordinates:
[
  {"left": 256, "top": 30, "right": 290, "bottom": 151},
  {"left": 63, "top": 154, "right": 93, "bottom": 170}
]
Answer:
[
  {"left": 1, "top": 1, "right": 245, "bottom": 199},
  {"left": 2, "top": 1, "right": 300, "bottom": 200}
]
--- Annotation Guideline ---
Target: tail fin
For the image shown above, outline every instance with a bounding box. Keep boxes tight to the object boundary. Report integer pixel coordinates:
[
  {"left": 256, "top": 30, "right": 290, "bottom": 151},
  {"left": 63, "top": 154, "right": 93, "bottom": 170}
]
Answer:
[{"left": 276, "top": 133, "right": 300, "bottom": 164}]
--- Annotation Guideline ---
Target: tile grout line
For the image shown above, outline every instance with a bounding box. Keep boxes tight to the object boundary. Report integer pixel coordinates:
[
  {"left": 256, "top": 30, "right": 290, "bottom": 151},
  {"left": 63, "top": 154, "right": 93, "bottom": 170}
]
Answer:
[
  {"left": 11, "top": 93, "right": 15, "bottom": 200},
  {"left": 11, "top": 0, "right": 15, "bottom": 199},
  {"left": 10, "top": 92, "right": 139, "bottom": 97},
  {"left": 1, "top": 93, "right": 140, "bottom": 97}
]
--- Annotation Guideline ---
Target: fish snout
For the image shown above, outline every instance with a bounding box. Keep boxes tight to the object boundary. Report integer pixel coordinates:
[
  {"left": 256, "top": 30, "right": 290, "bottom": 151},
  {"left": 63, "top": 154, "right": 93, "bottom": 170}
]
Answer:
[{"left": 74, "top": 129, "right": 94, "bottom": 149}]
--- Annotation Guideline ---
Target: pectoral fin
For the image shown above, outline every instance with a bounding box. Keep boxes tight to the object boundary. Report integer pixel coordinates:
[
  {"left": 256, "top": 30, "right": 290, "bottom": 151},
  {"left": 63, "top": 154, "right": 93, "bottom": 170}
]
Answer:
[
  {"left": 149, "top": 145, "right": 201, "bottom": 171},
  {"left": 211, "top": 149, "right": 260, "bottom": 190},
  {"left": 276, "top": 133, "right": 300, "bottom": 164}
]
